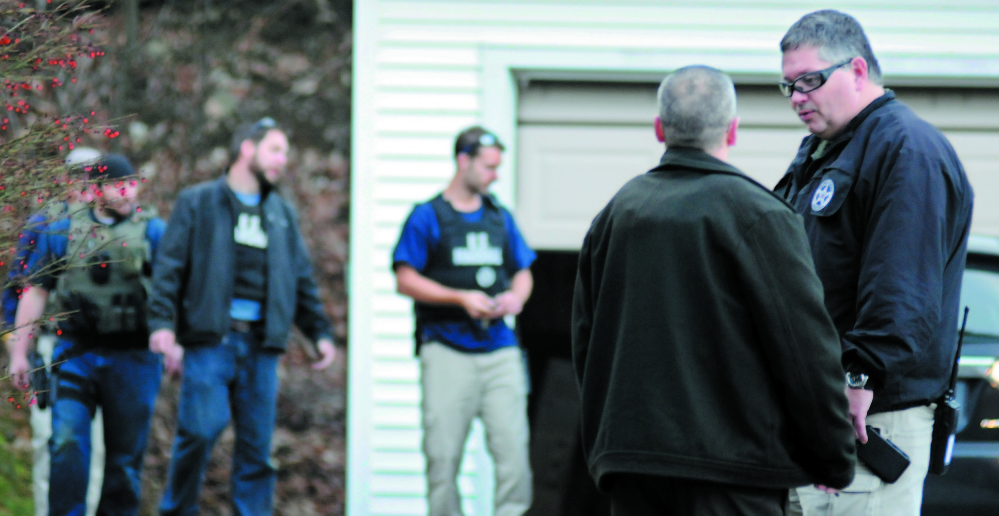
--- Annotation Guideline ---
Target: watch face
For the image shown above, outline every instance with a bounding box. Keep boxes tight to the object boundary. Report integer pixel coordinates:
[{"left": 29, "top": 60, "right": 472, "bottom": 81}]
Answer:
[{"left": 847, "top": 372, "right": 868, "bottom": 389}]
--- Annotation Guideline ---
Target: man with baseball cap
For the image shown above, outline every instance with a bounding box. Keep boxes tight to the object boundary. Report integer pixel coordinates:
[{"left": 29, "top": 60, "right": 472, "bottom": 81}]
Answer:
[
  {"left": 7, "top": 153, "right": 166, "bottom": 515},
  {"left": 3, "top": 146, "right": 107, "bottom": 516}
]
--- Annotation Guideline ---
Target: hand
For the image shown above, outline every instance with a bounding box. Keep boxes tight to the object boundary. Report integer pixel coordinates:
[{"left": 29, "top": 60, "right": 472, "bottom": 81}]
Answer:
[
  {"left": 6, "top": 352, "right": 30, "bottom": 392},
  {"left": 149, "top": 328, "right": 176, "bottom": 355},
  {"left": 150, "top": 329, "right": 183, "bottom": 377},
  {"left": 459, "top": 291, "right": 499, "bottom": 320},
  {"left": 493, "top": 291, "right": 525, "bottom": 317},
  {"left": 163, "top": 344, "right": 184, "bottom": 378},
  {"left": 313, "top": 339, "right": 337, "bottom": 370},
  {"left": 814, "top": 484, "right": 841, "bottom": 495},
  {"left": 845, "top": 386, "right": 875, "bottom": 443}
]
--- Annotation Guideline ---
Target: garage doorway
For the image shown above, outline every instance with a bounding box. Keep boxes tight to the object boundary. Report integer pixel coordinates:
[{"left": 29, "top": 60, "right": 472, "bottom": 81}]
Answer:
[{"left": 515, "top": 80, "right": 999, "bottom": 516}]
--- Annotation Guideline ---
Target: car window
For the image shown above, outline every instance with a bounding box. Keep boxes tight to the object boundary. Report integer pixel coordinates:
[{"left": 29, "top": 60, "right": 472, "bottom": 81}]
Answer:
[{"left": 961, "top": 268, "right": 999, "bottom": 337}]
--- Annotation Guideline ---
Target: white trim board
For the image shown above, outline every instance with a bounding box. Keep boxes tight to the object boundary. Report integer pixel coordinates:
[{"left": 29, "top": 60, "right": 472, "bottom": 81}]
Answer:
[{"left": 347, "top": 0, "right": 378, "bottom": 514}]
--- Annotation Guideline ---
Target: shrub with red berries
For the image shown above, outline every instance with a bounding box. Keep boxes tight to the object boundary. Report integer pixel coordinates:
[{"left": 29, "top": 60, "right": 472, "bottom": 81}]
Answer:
[{"left": 0, "top": 1, "right": 112, "bottom": 311}]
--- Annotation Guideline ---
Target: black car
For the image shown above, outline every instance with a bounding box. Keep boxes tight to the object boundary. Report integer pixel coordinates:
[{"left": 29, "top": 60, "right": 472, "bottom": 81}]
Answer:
[{"left": 923, "top": 235, "right": 999, "bottom": 515}]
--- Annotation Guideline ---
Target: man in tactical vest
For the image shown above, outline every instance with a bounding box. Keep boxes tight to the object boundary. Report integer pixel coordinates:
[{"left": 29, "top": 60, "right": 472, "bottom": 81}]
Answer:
[
  {"left": 147, "top": 117, "right": 337, "bottom": 515},
  {"left": 7, "top": 154, "right": 166, "bottom": 516},
  {"left": 3, "top": 146, "right": 107, "bottom": 516},
  {"left": 393, "top": 126, "right": 535, "bottom": 516}
]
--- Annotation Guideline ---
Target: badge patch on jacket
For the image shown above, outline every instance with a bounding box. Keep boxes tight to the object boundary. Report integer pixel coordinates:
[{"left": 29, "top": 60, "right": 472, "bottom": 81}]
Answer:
[{"left": 811, "top": 179, "right": 836, "bottom": 212}]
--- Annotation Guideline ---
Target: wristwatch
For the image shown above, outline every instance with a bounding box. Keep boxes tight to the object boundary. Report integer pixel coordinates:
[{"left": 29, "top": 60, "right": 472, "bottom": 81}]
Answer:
[{"left": 846, "top": 371, "right": 870, "bottom": 390}]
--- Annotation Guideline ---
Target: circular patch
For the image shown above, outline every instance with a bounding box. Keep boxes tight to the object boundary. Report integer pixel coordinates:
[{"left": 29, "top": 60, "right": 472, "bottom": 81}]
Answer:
[
  {"left": 476, "top": 266, "right": 497, "bottom": 288},
  {"left": 811, "top": 178, "right": 836, "bottom": 212}
]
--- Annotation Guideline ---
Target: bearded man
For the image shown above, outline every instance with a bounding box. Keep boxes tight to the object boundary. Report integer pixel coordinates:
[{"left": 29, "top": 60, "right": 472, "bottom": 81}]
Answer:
[
  {"left": 148, "top": 117, "right": 337, "bottom": 515},
  {"left": 8, "top": 154, "right": 166, "bottom": 515}
]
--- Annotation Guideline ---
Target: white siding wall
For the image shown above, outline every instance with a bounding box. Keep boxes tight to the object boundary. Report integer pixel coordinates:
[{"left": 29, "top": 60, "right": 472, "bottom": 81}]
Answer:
[{"left": 350, "top": 2, "right": 999, "bottom": 514}]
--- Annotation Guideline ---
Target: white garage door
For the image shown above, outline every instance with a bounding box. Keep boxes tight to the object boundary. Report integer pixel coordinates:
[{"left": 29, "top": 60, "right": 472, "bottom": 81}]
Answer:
[{"left": 517, "top": 82, "right": 999, "bottom": 250}]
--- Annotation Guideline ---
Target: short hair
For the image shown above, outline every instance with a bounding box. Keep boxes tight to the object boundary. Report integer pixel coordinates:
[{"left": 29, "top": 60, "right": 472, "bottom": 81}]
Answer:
[
  {"left": 656, "top": 66, "right": 737, "bottom": 151},
  {"left": 454, "top": 126, "right": 505, "bottom": 159},
  {"left": 228, "top": 117, "right": 286, "bottom": 166},
  {"left": 780, "top": 10, "right": 883, "bottom": 85}
]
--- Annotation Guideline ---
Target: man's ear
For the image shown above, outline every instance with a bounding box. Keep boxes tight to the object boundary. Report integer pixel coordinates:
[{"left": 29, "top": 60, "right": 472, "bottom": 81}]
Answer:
[
  {"left": 654, "top": 116, "right": 665, "bottom": 143},
  {"left": 239, "top": 139, "right": 256, "bottom": 161},
  {"left": 456, "top": 152, "right": 470, "bottom": 172},
  {"left": 851, "top": 57, "right": 869, "bottom": 90},
  {"left": 726, "top": 117, "right": 739, "bottom": 147}
]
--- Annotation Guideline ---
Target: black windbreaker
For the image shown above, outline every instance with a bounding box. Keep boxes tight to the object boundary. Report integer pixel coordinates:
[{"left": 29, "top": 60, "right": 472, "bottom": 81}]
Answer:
[{"left": 775, "top": 92, "right": 974, "bottom": 414}]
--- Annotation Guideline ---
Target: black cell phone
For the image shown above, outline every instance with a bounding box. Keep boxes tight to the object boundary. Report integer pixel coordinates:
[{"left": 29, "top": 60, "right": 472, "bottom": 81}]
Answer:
[{"left": 856, "top": 425, "right": 910, "bottom": 483}]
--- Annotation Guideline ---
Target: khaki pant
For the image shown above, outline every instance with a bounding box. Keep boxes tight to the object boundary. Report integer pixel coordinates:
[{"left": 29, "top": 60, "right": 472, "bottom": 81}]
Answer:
[
  {"left": 419, "top": 342, "right": 532, "bottom": 516},
  {"left": 789, "top": 404, "right": 934, "bottom": 516},
  {"left": 30, "top": 335, "right": 104, "bottom": 516}
]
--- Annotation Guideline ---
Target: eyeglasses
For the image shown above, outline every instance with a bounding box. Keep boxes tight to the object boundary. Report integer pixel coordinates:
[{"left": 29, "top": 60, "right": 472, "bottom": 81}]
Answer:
[
  {"left": 778, "top": 59, "right": 854, "bottom": 97},
  {"left": 458, "top": 132, "right": 500, "bottom": 156}
]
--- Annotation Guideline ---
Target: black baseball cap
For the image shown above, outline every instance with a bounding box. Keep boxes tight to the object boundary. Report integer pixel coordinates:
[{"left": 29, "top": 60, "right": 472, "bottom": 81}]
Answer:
[{"left": 92, "top": 154, "right": 135, "bottom": 180}]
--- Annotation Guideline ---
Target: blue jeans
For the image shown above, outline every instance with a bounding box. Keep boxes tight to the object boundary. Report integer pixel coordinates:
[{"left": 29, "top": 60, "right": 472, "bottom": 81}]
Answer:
[
  {"left": 49, "top": 340, "right": 162, "bottom": 516},
  {"left": 159, "top": 330, "right": 281, "bottom": 516}
]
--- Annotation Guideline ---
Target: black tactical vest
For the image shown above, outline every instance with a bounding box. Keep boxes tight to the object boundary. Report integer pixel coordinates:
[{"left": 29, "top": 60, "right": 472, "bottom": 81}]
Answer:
[{"left": 414, "top": 194, "right": 512, "bottom": 324}]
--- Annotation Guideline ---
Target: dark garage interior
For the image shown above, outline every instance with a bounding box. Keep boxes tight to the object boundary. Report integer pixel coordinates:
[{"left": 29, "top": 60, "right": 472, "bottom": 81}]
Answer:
[{"left": 519, "top": 250, "right": 611, "bottom": 516}]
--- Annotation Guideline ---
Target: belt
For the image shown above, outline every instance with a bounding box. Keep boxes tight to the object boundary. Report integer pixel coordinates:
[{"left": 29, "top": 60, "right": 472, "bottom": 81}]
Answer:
[{"left": 230, "top": 319, "right": 260, "bottom": 334}]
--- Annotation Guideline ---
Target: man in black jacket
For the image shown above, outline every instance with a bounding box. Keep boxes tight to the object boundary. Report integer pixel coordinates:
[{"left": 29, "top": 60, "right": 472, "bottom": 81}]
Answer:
[
  {"left": 148, "top": 118, "right": 336, "bottom": 515},
  {"left": 776, "top": 11, "right": 974, "bottom": 516},
  {"left": 572, "top": 65, "right": 856, "bottom": 515}
]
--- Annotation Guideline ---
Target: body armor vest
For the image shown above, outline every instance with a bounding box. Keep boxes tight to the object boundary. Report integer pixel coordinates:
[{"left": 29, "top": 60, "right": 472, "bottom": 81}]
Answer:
[
  {"left": 54, "top": 204, "right": 155, "bottom": 338},
  {"left": 414, "top": 194, "right": 512, "bottom": 324}
]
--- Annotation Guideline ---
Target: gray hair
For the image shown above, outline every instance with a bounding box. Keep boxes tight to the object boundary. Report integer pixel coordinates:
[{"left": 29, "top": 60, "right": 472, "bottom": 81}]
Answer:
[
  {"left": 656, "top": 66, "right": 737, "bottom": 151},
  {"left": 781, "top": 10, "right": 883, "bottom": 85}
]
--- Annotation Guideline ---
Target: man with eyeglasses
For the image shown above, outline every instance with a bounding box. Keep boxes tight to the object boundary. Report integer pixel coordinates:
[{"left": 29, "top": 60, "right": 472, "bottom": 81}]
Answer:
[
  {"left": 148, "top": 117, "right": 337, "bottom": 515},
  {"left": 775, "top": 10, "right": 973, "bottom": 515},
  {"left": 392, "top": 126, "right": 534, "bottom": 515}
]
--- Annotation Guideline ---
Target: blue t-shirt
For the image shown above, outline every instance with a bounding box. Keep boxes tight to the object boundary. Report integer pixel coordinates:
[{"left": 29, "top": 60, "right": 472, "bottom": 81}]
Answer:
[
  {"left": 392, "top": 198, "right": 536, "bottom": 352},
  {"left": 230, "top": 190, "right": 264, "bottom": 321},
  {"left": 3, "top": 212, "right": 49, "bottom": 326}
]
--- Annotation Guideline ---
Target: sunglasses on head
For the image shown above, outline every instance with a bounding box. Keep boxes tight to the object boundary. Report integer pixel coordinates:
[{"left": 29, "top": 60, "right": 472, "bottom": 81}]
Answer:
[
  {"left": 459, "top": 132, "right": 500, "bottom": 155},
  {"left": 251, "top": 117, "right": 278, "bottom": 132}
]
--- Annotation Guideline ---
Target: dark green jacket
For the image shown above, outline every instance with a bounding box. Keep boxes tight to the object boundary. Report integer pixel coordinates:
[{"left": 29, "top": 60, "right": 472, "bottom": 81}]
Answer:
[{"left": 572, "top": 148, "right": 856, "bottom": 491}]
